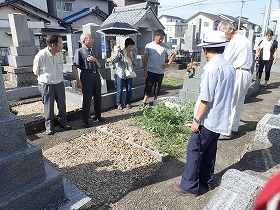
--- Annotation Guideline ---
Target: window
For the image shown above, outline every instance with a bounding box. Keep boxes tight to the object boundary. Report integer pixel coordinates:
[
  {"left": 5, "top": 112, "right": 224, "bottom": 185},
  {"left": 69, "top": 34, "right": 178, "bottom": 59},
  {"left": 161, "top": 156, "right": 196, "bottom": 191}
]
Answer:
[
  {"left": 204, "top": 22, "right": 209, "bottom": 27},
  {"left": 57, "top": 1, "right": 73, "bottom": 12}
]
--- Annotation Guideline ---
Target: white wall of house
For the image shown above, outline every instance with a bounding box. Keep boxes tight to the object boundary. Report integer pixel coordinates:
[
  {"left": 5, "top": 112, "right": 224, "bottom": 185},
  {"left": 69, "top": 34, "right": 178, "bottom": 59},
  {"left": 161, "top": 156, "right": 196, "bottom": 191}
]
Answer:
[
  {"left": 56, "top": 0, "right": 109, "bottom": 18},
  {"left": 188, "top": 15, "right": 216, "bottom": 41},
  {"left": 159, "top": 16, "right": 186, "bottom": 42},
  {"left": 20, "top": 0, "right": 49, "bottom": 12},
  {"left": 70, "top": 15, "right": 104, "bottom": 30}
]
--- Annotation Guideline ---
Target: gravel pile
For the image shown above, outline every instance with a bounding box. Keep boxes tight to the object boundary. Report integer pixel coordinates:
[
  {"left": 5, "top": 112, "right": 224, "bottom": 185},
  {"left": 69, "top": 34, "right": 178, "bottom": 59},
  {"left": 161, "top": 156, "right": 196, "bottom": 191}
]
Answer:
[{"left": 43, "top": 130, "right": 161, "bottom": 209}]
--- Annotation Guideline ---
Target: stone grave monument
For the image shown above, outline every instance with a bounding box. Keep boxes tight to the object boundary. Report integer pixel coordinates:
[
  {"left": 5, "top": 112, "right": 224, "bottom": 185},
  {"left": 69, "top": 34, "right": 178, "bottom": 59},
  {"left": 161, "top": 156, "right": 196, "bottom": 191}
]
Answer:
[
  {"left": 1, "top": 63, "right": 90, "bottom": 209},
  {"left": 3, "top": 13, "right": 37, "bottom": 87},
  {"left": 254, "top": 113, "right": 280, "bottom": 146},
  {"left": 204, "top": 169, "right": 265, "bottom": 210},
  {"left": 178, "top": 48, "right": 206, "bottom": 103},
  {"left": 63, "top": 34, "right": 80, "bottom": 81}
]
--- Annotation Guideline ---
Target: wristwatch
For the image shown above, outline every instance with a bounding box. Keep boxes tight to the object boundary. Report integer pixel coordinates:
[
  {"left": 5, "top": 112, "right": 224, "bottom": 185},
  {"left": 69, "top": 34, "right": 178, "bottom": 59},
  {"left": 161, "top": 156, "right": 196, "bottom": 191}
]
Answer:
[{"left": 193, "top": 117, "right": 200, "bottom": 123}]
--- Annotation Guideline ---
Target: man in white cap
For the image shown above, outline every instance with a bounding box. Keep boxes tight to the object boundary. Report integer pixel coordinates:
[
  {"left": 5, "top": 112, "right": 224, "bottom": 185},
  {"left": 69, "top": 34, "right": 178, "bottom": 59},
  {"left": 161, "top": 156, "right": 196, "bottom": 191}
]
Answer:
[{"left": 172, "top": 30, "right": 236, "bottom": 196}]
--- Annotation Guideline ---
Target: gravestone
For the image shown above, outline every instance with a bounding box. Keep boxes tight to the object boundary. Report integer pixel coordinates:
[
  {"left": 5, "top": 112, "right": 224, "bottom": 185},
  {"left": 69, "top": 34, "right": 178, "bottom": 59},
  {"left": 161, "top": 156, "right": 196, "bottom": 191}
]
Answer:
[
  {"left": 1, "top": 57, "right": 91, "bottom": 210},
  {"left": 64, "top": 34, "right": 80, "bottom": 72},
  {"left": 181, "top": 25, "right": 198, "bottom": 52},
  {"left": 178, "top": 48, "right": 206, "bottom": 102},
  {"left": 204, "top": 169, "right": 265, "bottom": 210},
  {"left": 63, "top": 34, "right": 80, "bottom": 80},
  {"left": 3, "top": 13, "right": 37, "bottom": 87},
  {"left": 254, "top": 113, "right": 280, "bottom": 146},
  {"left": 83, "top": 23, "right": 102, "bottom": 60}
]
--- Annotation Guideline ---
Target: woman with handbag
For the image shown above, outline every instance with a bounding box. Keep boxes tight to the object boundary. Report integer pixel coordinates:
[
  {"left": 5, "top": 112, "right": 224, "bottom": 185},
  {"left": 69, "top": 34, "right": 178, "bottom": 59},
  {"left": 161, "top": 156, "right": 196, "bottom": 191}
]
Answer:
[{"left": 111, "top": 38, "right": 138, "bottom": 110}]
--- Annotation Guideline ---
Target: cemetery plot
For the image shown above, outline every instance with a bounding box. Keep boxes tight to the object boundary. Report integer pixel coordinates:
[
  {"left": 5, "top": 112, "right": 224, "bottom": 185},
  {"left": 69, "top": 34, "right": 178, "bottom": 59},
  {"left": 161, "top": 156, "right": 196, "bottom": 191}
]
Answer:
[{"left": 42, "top": 130, "right": 161, "bottom": 209}]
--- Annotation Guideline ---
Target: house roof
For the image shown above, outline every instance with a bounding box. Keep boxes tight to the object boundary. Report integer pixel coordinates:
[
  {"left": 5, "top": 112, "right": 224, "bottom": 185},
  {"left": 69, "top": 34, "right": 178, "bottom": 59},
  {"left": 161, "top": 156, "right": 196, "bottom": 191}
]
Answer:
[
  {"left": 101, "top": 2, "right": 163, "bottom": 29},
  {"left": 0, "top": 0, "right": 63, "bottom": 24},
  {"left": 158, "top": 14, "right": 185, "bottom": 21},
  {"left": 219, "top": 14, "right": 256, "bottom": 26},
  {"left": 63, "top": 6, "right": 108, "bottom": 23},
  {"left": 186, "top": 12, "right": 223, "bottom": 23}
]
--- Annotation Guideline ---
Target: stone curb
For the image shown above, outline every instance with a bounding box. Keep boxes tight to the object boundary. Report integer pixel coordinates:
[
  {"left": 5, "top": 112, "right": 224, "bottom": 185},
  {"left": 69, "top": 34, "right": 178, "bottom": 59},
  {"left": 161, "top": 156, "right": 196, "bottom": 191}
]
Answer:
[
  {"left": 24, "top": 109, "right": 83, "bottom": 135},
  {"left": 96, "top": 126, "right": 169, "bottom": 162}
]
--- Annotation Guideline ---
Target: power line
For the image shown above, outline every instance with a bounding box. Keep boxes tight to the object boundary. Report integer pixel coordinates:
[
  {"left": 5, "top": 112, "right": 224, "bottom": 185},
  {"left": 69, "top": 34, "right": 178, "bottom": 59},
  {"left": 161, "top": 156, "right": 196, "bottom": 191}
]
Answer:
[
  {"left": 159, "top": 0, "right": 207, "bottom": 12},
  {"left": 159, "top": 0, "right": 257, "bottom": 12}
]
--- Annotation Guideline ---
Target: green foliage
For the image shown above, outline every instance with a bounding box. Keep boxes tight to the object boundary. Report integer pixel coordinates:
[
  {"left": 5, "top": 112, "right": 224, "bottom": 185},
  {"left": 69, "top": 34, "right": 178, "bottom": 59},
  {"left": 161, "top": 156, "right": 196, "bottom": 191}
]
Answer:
[
  {"left": 161, "top": 77, "right": 183, "bottom": 90},
  {"left": 136, "top": 102, "right": 194, "bottom": 158}
]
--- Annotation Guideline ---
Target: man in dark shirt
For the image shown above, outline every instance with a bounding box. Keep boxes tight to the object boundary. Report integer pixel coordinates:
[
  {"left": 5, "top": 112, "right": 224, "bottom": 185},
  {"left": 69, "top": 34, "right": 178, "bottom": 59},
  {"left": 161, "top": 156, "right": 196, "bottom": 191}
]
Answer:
[{"left": 73, "top": 33, "right": 104, "bottom": 128}]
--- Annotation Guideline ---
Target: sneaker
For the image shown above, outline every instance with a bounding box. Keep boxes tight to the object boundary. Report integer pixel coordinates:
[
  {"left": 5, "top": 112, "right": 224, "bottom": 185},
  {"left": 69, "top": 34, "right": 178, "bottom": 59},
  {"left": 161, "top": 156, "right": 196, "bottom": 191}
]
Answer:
[
  {"left": 126, "top": 104, "right": 132, "bottom": 109},
  {"left": 117, "top": 105, "right": 123, "bottom": 110},
  {"left": 46, "top": 130, "right": 55, "bottom": 135}
]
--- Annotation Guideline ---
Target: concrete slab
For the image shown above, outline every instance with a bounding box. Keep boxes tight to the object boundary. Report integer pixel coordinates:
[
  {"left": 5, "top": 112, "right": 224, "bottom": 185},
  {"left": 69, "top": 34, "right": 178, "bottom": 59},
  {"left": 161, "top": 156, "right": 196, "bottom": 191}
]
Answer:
[
  {"left": 255, "top": 114, "right": 280, "bottom": 147},
  {"left": 204, "top": 169, "right": 265, "bottom": 210},
  {"left": 273, "top": 99, "right": 280, "bottom": 114}
]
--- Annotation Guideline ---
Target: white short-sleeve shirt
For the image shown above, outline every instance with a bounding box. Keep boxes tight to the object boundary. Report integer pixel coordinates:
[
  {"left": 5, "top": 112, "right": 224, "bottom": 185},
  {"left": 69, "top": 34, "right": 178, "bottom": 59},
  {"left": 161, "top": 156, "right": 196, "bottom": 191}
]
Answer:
[
  {"left": 144, "top": 41, "right": 174, "bottom": 74},
  {"left": 223, "top": 33, "right": 253, "bottom": 69},
  {"left": 194, "top": 54, "right": 236, "bottom": 134}
]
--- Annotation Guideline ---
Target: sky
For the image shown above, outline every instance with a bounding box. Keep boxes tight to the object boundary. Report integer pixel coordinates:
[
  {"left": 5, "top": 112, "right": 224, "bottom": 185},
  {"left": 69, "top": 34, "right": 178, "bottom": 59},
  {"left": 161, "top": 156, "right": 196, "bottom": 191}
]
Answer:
[{"left": 157, "top": 0, "right": 280, "bottom": 26}]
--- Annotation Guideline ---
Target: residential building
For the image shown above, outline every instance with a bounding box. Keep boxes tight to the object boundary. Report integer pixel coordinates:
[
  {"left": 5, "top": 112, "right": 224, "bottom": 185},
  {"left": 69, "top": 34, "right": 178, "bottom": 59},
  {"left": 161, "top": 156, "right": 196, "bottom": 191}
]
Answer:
[
  {"left": 186, "top": 12, "right": 224, "bottom": 42},
  {"left": 158, "top": 15, "right": 187, "bottom": 43}
]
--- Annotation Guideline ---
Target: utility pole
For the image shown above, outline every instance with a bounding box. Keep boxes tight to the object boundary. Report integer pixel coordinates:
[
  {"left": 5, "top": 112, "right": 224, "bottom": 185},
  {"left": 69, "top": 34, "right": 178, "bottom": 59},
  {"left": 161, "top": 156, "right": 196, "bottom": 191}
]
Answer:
[
  {"left": 261, "top": 0, "right": 272, "bottom": 37},
  {"left": 238, "top": 0, "right": 244, "bottom": 30}
]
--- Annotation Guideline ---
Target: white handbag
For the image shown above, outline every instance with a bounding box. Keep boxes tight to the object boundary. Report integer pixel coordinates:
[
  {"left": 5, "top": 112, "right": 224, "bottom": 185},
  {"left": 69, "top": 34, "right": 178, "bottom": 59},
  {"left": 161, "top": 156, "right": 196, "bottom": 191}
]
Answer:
[{"left": 125, "top": 69, "right": 137, "bottom": 78}]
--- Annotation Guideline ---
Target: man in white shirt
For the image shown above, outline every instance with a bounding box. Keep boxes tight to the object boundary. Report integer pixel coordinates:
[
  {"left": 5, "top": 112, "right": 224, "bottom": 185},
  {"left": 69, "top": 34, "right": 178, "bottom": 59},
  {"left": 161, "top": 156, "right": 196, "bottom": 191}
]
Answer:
[
  {"left": 172, "top": 31, "right": 235, "bottom": 196},
  {"left": 33, "top": 33, "right": 71, "bottom": 135},
  {"left": 218, "top": 20, "right": 253, "bottom": 139},
  {"left": 256, "top": 30, "right": 278, "bottom": 87}
]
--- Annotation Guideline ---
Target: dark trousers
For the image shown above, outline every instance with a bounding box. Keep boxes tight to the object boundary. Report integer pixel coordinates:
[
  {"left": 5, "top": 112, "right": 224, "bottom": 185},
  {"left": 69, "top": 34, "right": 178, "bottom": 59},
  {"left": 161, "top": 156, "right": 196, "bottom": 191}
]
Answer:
[
  {"left": 115, "top": 75, "right": 133, "bottom": 106},
  {"left": 258, "top": 59, "right": 273, "bottom": 81},
  {"left": 38, "top": 81, "right": 67, "bottom": 132},
  {"left": 180, "top": 126, "right": 220, "bottom": 194},
  {"left": 80, "top": 71, "right": 101, "bottom": 124},
  {"left": 144, "top": 71, "right": 164, "bottom": 97}
]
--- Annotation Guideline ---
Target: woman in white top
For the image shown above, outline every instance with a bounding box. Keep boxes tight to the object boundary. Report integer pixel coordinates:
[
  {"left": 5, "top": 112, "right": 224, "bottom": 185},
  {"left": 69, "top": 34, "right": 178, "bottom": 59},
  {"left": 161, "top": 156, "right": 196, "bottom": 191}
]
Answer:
[{"left": 256, "top": 30, "right": 278, "bottom": 87}]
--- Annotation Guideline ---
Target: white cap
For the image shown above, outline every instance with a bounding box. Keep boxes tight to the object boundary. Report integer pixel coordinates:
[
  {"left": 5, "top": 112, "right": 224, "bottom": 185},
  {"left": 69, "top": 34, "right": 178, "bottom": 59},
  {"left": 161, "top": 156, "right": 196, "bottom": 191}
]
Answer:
[{"left": 198, "top": 31, "right": 228, "bottom": 48}]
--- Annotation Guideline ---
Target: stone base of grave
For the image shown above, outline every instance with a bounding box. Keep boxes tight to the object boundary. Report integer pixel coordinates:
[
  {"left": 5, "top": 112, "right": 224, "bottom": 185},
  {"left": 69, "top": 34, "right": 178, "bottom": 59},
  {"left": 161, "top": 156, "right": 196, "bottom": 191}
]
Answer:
[
  {"left": 65, "top": 84, "right": 145, "bottom": 111},
  {"left": 245, "top": 80, "right": 260, "bottom": 100},
  {"left": 273, "top": 100, "right": 280, "bottom": 114},
  {"left": 4, "top": 66, "right": 37, "bottom": 87},
  {"left": 255, "top": 113, "right": 280, "bottom": 146},
  {"left": 204, "top": 169, "right": 265, "bottom": 210},
  {"left": 0, "top": 140, "right": 91, "bottom": 210}
]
